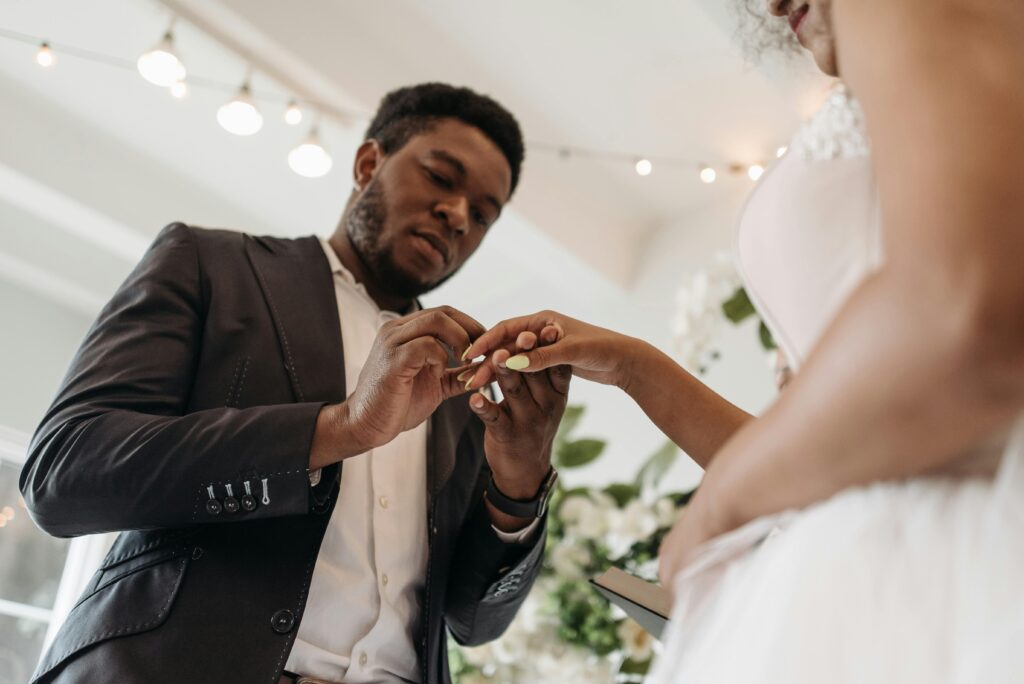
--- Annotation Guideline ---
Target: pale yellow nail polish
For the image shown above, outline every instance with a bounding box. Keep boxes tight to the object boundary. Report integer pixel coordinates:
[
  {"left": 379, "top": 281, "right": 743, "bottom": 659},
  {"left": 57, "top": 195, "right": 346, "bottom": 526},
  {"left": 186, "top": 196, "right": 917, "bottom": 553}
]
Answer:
[
  {"left": 461, "top": 346, "right": 472, "bottom": 362},
  {"left": 505, "top": 355, "right": 530, "bottom": 371},
  {"left": 457, "top": 369, "right": 474, "bottom": 383}
]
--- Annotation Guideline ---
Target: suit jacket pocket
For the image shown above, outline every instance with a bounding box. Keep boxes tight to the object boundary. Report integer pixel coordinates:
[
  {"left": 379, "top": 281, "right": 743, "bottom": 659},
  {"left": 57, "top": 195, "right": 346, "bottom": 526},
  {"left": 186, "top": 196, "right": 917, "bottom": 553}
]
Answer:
[{"left": 31, "top": 547, "right": 190, "bottom": 682}]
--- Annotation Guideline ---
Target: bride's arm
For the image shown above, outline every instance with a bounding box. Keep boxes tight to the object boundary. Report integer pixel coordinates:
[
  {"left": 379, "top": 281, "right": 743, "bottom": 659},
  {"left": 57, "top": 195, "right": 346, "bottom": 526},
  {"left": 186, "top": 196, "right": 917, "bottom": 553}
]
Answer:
[{"left": 661, "top": 0, "right": 1024, "bottom": 578}]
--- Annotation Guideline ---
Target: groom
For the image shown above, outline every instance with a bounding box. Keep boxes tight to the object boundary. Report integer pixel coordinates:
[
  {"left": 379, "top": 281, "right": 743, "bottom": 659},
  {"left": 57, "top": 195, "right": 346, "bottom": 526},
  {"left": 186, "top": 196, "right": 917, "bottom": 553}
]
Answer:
[{"left": 22, "top": 83, "right": 567, "bottom": 684}]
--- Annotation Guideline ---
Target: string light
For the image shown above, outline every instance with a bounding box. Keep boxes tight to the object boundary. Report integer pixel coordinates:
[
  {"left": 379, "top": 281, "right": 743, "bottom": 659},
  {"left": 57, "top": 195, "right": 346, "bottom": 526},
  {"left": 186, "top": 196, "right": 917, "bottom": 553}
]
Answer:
[
  {"left": 284, "top": 100, "right": 303, "bottom": 125},
  {"left": 217, "top": 80, "right": 263, "bottom": 136},
  {"left": 0, "top": 506, "right": 13, "bottom": 520},
  {"left": 36, "top": 41, "right": 54, "bottom": 67},
  {"left": 1, "top": 30, "right": 796, "bottom": 183},
  {"left": 288, "top": 125, "right": 333, "bottom": 178},
  {"left": 137, "top": 24, "right": 186, "bottom": 87},
  {"left": 776, "top": 146, "right": 788, "bottom": 158}
]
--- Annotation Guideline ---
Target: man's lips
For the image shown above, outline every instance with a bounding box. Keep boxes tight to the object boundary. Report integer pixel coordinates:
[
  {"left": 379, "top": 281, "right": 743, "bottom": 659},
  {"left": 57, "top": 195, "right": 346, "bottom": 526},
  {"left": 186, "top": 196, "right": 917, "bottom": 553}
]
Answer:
[
  {"left": 789, "top": 4, "right": 809, "bottom": 34},
  {"left": 412, "top": 230, "right": 451, "bottom": 266}
]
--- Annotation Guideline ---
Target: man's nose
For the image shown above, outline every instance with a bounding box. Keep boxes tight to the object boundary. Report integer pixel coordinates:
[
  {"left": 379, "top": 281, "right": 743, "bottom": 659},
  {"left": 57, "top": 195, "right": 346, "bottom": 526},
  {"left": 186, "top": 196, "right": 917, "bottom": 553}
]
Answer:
[{"left": 435, "top": 197, "right": 470, "bottom": 235}]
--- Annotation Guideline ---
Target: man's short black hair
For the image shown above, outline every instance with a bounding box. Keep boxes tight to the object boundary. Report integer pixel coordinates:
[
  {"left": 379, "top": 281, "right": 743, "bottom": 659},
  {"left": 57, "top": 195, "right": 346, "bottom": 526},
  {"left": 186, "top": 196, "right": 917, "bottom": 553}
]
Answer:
[{"left": 364, "top": 83, "right": 525, "bottom": 194}]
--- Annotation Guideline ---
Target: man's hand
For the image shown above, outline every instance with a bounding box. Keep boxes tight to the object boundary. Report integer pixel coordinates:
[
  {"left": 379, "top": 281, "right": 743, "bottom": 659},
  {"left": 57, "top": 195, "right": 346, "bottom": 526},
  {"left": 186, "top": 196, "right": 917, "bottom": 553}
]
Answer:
[
  {"left": 310, "top": 306, "right": 482, "bottom": 469},
  {"left": 468, "top": 334, "right": 571, "bottom": 531}
]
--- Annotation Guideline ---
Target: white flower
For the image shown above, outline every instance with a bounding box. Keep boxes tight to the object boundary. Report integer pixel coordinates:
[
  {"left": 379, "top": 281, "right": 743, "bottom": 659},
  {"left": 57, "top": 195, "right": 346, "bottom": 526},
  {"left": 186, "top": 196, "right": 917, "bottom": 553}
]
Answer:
[
  {"left": 550, "top": 542, "right": 592, "bottom": 580},
  {"left": 617, "top": 618, "right": 655, "bottom": 662},
  {"left": 561, "top": 493, "right": 614, "bottom": 541},
  {"left": 655, "top": 498, "right": 679, "bottom": 527},
  {"left": 605, "top": 499, "right": 659, "bottom": 559},
  {"left": 671, "top": 254, "right": 741, "bottom": 373},
  {"left": 461, "top": 642, "right": 495, "bottom": 668}
]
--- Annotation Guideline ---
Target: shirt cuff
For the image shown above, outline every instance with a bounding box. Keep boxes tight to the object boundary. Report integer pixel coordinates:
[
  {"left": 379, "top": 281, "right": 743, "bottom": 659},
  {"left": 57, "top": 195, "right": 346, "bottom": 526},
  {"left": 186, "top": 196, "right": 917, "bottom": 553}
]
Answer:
[{"left": 492, "top": 517, "right": 541, "bottom": 545}]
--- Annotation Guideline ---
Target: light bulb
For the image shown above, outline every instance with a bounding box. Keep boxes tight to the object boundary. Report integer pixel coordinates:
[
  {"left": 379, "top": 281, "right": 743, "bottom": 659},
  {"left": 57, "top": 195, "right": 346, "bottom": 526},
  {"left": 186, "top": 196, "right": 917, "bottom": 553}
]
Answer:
[
  {"left": 699, "top": 166, "right": 717, "bottom": 184},
  {"left": 635, "top": 158, "right": 653, "bottom": 176},
  {"left": 36, "top": 42, "right": 54, "bottom": 68},
  {"left": 284, "top": 101, "right": 303, "bottom": 125},
  {"left": 169, "top": 80, "right": 188, "bottom": 99},
  {"left": 0, "top": 506, "right": 12, "bottom": 520},
  {"left": 217, "top": 84, "right": 263, "bottom": 136},
  {"left": 776, "top": 146, "right": 788, "bottom": 158},
  {"left": 288, "top": 130, "right": 333, "bottom": 178},
  {"left": 748, "top": 164, "right": 765, "bottom": 181},
  {"left": 137, "top": 31, "right": 186, "bottom": 87}
]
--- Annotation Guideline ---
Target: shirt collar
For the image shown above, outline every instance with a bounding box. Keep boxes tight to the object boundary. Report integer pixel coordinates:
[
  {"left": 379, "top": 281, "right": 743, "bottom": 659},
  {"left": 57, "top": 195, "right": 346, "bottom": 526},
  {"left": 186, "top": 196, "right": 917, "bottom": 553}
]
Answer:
[{"left": 319, "top": 237, "right": 420, "bottom": 316}]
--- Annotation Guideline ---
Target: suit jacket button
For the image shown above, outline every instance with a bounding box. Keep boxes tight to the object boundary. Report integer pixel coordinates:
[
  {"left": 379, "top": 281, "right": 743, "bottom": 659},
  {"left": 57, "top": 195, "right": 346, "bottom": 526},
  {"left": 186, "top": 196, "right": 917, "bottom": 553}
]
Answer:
[
  {"left": 271, "top": 609, "right": 295, "bottom": 634},
  {"left": 205, "top": 499, "right": 222, "bottom": 516},
  {"left": 240, "top": 494, "right": 257, "bottom": 511},
  {"left": 223, "top": 496, "right": 240, "bottom": 514}
]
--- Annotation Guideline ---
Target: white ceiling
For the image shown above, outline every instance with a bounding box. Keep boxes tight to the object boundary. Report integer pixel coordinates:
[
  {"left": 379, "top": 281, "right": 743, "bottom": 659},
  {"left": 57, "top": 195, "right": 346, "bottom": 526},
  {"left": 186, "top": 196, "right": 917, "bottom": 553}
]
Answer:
[{"left": 0, "top": 0, "right": 831, "bottom": 286}]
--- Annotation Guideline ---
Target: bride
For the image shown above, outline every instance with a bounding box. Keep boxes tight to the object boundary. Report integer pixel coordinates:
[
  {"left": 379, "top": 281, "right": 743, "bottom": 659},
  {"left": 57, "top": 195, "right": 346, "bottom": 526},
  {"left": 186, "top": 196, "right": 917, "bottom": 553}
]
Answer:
[{"left": 463, "top": 0, "right": 1024, "bottom": 680}]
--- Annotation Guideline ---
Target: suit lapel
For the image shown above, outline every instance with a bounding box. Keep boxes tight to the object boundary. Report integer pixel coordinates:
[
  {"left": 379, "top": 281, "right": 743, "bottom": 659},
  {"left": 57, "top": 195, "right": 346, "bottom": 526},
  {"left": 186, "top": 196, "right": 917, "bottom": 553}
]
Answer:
[
  {"left": 244, "top": 234, "right": 346, "bottom": 406},
  {"left": 428, "top": 396, "right": 472, "bottom": 499}
]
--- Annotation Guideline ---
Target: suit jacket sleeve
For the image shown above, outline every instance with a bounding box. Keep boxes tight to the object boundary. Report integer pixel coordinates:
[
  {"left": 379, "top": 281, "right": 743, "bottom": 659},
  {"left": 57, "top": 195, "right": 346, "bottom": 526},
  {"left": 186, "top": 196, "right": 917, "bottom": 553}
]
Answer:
[
  {"left": 443, "top": 484, "right": 548, "bottom": 646},
  {"left": 20, "top": 223, "right": 325, "bottom": 537}
]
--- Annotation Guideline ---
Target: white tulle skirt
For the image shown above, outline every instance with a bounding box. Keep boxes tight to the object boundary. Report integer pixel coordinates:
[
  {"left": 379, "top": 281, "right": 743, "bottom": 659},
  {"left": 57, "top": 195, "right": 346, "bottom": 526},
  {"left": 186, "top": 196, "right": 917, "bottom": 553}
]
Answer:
[{"left": 649, "top": 419, "right": 1024, "bottom": 684}]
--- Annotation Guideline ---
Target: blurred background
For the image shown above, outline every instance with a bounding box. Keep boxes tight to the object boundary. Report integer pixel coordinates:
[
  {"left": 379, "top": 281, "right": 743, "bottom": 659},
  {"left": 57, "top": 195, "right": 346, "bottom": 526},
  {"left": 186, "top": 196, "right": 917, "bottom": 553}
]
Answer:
[{"left": 0, "top": 0, "right": 832, "bottom": 681}]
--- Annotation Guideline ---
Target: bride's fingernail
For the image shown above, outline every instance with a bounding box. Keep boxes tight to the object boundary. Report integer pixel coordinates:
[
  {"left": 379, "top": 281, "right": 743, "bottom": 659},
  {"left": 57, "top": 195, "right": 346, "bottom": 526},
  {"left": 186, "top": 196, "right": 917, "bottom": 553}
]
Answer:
[
  {"left": 461, "top": 346, "right": 472, "bottom": 361},
  {"left": 457, "top": 369, "right": 474, "bottom": 383},
  {"left": 506, "top": 355, "right": 530, "bottom": 371}
]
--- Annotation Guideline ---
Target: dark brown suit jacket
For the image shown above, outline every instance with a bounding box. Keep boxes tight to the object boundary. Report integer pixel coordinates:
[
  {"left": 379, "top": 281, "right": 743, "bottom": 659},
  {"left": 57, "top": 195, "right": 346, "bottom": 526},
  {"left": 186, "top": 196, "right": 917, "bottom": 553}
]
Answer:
[{"left": 21, "top": 223, "right": 545, "bottom": 683}]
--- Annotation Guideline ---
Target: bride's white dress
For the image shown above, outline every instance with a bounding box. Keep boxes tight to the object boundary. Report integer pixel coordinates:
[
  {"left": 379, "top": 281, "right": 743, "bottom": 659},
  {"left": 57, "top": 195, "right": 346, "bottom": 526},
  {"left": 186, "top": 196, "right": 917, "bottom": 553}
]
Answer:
[{"left": 649, "top": 88, "right": 1024, "bottom": 683}]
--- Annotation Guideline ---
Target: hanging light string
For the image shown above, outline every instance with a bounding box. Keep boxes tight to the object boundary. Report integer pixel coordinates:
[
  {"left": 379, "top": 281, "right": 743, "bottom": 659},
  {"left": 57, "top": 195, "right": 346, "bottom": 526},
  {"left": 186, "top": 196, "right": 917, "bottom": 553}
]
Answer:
[{"left": 0, "top": 26, "right": 783, "bottom": 181}]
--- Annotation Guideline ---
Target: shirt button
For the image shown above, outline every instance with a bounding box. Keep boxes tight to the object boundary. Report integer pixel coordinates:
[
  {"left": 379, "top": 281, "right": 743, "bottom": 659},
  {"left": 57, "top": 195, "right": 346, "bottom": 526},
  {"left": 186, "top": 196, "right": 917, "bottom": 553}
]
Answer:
[
  {"left": 359, "top": 652, "right": 368, "bottom": 667},
  {"left": 381, "top": 573, "right": 389, "bottom": 586},
  {"left": 378, "top": 496, "right": 389, "bottom": 509}
]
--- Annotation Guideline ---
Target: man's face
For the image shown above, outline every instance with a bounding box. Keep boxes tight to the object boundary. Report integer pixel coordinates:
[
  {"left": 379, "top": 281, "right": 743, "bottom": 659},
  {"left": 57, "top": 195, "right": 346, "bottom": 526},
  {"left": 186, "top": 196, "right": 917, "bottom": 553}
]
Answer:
[
  {"left": 346, "top": 118, "right": 513, "bottom": 300},
  {"left": 768, "top": 0, "right": 838, "bottom": 77}
]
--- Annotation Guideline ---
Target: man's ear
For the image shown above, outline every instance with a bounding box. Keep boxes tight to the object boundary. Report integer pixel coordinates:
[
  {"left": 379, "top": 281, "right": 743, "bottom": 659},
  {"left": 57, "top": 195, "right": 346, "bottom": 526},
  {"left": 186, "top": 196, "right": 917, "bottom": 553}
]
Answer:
[{"left": 352, "top": 139, "right": 383, "bottom": 191}]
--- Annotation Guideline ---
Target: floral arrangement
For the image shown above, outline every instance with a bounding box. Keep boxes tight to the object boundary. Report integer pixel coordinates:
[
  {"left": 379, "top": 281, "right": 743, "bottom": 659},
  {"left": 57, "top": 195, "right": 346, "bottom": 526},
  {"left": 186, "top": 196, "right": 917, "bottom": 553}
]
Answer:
[
  {"left": 449, "top": 407, "right": 695, "bottom": 683},
  {"left": 672, "top": 253, "right": 776, "bottom": 375}
]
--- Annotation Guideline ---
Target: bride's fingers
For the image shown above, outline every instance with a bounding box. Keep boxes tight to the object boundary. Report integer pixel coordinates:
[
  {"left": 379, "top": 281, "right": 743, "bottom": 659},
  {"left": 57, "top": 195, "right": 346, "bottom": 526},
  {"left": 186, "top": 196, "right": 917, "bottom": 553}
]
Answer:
[
  {"left": 540, "top": 324, "right": 563, "bottom": 345},
  {"left": 463, "top": 312, "right": 558, "bottom": 361},
  {"left": 516, "top": 331, "right": 538, "bottom": 351}
]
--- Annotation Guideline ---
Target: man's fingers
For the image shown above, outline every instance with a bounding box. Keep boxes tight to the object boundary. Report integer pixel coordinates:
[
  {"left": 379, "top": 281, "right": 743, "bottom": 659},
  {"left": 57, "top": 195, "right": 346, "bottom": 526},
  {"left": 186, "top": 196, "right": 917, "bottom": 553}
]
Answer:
[
  {"left": 396, "top": 336, "right": 449, "bottom": 374},
  {"left": 390, "top": 309, "right": 476, "bottom": 357},
  {"left": 547, "top": 364, "right": 573, "bottom": 396},
  {"left": 468, "top": 389, "right": 509, "bottom": 428}
]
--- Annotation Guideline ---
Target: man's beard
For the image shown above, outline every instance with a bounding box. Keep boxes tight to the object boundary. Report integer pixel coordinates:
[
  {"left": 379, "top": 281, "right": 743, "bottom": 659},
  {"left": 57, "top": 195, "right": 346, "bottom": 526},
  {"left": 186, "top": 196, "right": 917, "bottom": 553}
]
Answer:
[{"left": 346, "top": 178, "right": 455, "bottom": 301}]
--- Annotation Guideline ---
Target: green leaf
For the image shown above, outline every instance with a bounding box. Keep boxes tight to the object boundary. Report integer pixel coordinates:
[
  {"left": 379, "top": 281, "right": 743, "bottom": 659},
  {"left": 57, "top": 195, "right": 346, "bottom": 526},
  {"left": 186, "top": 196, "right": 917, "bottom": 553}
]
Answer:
[
  {"left": 619, "top": 657, "right": 653, "bottom": 675},
  {"left": 722, "top": 287, "right": 757, "bottom": 324},
  {"left": 603, "top": 483, "right": 640, "bottom": 506},
  {"left": 758, "top": 320, "right": 778, "bottom": 350},
  {"left": 555, "top": 405, "right": 586, "bottom": 444},
  {"left": 555, "top": 438, "right": 605, "bottom": 468},
  {"left": 633, "top": 440, "right": 679, "bottom": 492}
]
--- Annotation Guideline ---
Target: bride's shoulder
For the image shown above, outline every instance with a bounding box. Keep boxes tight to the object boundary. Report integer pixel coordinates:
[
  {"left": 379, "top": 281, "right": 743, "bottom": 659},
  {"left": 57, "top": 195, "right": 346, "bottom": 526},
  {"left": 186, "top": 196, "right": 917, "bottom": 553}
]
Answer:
[{"left": 791, "top": 85, "right": 871, "bottom": 162}]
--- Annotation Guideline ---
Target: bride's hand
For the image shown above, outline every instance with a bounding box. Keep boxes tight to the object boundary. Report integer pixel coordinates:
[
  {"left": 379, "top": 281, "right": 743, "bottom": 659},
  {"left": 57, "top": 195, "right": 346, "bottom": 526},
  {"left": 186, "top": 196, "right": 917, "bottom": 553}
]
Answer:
[{"left": 462, "top": 310, "right": 641, "bottom": 390}]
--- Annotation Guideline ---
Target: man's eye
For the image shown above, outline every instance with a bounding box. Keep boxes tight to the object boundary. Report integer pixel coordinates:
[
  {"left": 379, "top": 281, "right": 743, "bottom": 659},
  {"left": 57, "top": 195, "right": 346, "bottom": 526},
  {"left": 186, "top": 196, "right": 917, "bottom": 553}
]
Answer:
[
  {"left": 427, "top": 170, "right": 453, "bottom": 188},
  {"left": 472, "top": 209, "right": 488, "bottom": 228}
]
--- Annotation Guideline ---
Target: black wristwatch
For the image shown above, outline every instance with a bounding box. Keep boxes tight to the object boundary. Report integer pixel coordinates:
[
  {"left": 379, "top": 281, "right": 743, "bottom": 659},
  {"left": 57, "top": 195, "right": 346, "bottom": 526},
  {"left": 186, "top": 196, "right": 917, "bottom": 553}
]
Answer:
[{"left": 486, "top": 467, "right": 559, "bottom": 519}]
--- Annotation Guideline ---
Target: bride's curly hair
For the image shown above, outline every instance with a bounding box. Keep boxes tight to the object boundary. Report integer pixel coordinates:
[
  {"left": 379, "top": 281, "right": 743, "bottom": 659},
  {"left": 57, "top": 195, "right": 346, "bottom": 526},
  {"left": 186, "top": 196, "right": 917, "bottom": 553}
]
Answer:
[{"left": 732, "top": 0, "right": 802, "bottom": 61}]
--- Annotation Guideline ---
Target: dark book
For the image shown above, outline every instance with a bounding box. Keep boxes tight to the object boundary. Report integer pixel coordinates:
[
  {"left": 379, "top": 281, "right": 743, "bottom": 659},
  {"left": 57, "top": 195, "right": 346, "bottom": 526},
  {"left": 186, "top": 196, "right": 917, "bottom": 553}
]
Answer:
[{"left": 590, "top": 567, "right": 671, "bottom": 640}]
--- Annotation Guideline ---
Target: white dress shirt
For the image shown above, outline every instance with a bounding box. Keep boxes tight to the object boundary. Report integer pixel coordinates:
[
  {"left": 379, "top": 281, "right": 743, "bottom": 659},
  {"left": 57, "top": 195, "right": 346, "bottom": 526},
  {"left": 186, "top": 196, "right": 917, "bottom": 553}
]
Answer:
[{"left": 286, "top": 240, "right": 537, "bottom": 682}]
